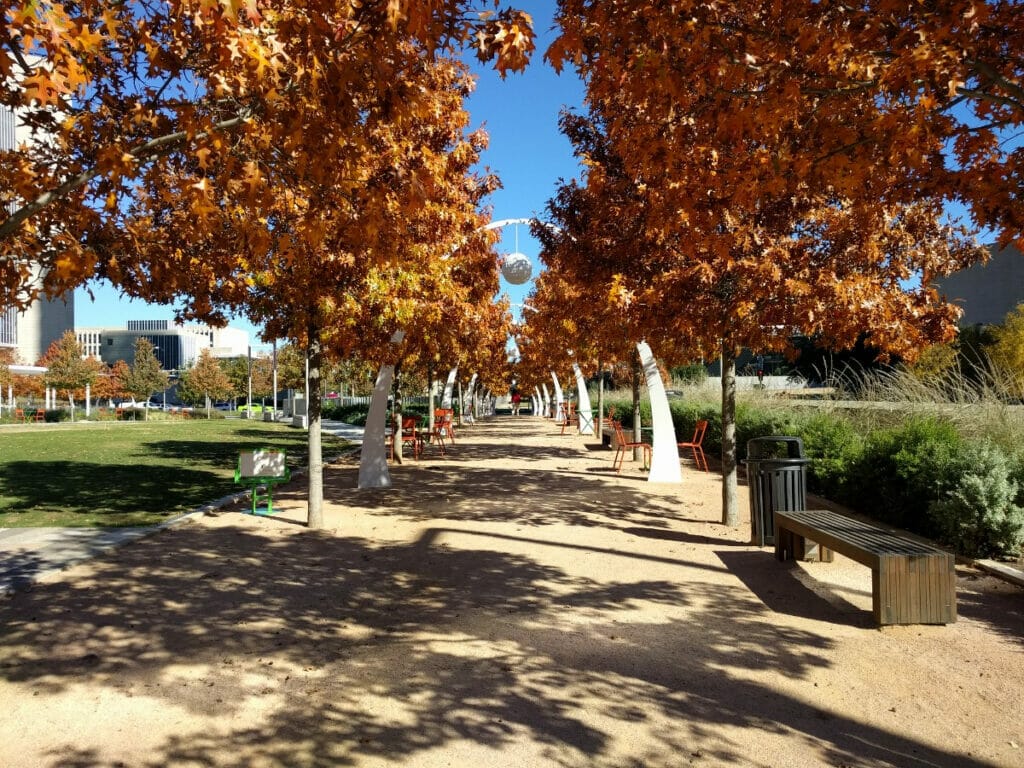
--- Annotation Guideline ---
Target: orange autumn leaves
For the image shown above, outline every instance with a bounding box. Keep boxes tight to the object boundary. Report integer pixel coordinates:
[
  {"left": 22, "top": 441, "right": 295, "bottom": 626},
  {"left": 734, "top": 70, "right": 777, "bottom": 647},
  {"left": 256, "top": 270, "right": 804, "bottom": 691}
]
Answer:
[
  {"left": 523, "top": 0, "right": 1016, "bottom": 371},
  {"left": 0, "top": 0, "right": 535, "bottom": 320}
]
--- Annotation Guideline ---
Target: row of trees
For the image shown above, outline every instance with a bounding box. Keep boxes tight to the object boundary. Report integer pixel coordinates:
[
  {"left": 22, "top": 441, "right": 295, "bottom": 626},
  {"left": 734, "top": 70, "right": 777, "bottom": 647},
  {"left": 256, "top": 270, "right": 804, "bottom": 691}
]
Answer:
[
  {"left": 514, "top": 1, "right": 1022, "bottom": 526},
  {"left": 1, "top": 1, "right": 535, "bottom": 526},
  {"left": 0, "top": 331, "right": 390, "bottom": 419}
]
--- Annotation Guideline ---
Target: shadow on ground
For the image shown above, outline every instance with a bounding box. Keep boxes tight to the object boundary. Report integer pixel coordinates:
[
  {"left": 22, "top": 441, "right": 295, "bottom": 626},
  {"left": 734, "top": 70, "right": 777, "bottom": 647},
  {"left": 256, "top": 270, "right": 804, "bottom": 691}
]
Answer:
[{"left": 0, "top": 517, "right": 1002, "bottom": 768}]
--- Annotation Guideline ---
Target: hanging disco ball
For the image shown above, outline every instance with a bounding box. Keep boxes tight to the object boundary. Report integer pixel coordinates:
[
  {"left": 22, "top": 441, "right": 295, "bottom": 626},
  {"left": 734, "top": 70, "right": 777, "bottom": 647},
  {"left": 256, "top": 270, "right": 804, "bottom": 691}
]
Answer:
[{"left": 500, "top": 252, "right": 533, "bottom": 285}]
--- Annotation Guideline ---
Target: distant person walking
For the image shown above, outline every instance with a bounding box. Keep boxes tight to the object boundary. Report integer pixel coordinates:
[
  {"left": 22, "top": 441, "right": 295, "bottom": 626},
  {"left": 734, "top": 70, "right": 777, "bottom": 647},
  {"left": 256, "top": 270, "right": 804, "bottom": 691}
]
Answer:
[{"left": 510, "top": 387, "right": 522, "bottom": 416}]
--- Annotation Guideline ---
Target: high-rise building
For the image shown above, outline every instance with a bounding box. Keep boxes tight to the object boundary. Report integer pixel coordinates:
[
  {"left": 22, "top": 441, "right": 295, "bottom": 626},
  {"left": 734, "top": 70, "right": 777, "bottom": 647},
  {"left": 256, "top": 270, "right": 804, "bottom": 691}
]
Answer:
[{"left": 0, "top": 102, "right": 75, "bottom": 365}]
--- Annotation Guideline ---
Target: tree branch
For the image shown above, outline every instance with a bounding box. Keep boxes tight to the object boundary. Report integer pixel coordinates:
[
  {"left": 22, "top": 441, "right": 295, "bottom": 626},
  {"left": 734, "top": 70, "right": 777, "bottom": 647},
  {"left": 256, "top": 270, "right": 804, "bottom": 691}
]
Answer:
[{"left": 0, "top": 112, "right": 250, "bottom": 242}]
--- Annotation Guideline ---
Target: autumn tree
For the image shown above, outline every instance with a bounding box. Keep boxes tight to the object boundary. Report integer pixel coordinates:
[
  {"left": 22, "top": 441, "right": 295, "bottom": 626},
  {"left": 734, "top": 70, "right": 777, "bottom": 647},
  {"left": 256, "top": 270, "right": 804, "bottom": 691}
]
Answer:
[
  {"left": 0, "top": 347, "right": 15, "bottom": 401},
  {"left": 90, "top": 361, "right": 127, "bottom": 407},
  {"left": 121, "top": 338, "right": 169, "bottom": 418},
  {"left": 180, "top": 348, "right": 234, "bottom": 418},
  {"left": 39, "top": 330, "right": 94, "bottom": 416},
  {"left": 987, "top": 304, "right": 1024, "bottom": 398},
  {"left": 543, "top": 5, "right": 996, "bottom": 526},
  {"left": 117, "top": 52, "right": 512, "bottom": 524},
  {"left": 2, "top": 2, "right": 535, "bottom": 528},
  {"left": 0, "top": 1, "right": 535, "bottom": 310}
]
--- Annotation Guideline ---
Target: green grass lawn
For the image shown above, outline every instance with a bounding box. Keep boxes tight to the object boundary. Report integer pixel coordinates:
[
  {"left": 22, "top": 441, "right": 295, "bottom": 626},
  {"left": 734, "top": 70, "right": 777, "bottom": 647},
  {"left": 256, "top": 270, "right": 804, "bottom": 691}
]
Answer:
[{"left": 0, "top": 420, "right": 351, "bottom": 527}]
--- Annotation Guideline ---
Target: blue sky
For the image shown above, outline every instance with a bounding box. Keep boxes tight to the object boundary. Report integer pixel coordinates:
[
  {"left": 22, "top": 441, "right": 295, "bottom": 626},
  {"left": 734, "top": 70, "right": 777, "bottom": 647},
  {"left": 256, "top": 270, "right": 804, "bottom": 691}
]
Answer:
[{"left": 73, "top": 2, "right": 585, "bottom": 350}]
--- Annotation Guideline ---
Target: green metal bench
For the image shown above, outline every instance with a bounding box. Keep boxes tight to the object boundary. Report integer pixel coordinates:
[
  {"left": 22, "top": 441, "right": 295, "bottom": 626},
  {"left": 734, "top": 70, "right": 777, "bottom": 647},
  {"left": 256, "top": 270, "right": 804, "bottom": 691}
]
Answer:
[{"left": 234, "top": 449, "right": 291, "bottom": 515}]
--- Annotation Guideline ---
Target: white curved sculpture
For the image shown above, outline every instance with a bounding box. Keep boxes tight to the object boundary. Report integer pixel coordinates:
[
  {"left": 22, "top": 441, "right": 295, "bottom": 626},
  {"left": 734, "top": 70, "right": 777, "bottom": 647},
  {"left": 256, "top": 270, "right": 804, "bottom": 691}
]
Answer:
[
  {"left": 637, "top": 340, "right": 682, "bottom": 483},
  {"left": 358, "top": 331, "right": 405, "bottom": 489},
  {"left": 572, "top": 362, "right": 594, "bottom": 435},
  {"left": 463, "top": 373, "right": 478, "bottom": 423},
  {"left": 441, "top": 367, "right": 458, "bottom": 410},
  {"left": 551, "top": 372, "right": 565, "bottom": 422}
]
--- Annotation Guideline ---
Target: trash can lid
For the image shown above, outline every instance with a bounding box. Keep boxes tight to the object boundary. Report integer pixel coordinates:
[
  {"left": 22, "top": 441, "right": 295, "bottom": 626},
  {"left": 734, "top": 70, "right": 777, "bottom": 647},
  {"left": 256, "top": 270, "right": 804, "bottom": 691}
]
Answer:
[{"left": 746, "top": 435, "right": 805, "bottom": 459}]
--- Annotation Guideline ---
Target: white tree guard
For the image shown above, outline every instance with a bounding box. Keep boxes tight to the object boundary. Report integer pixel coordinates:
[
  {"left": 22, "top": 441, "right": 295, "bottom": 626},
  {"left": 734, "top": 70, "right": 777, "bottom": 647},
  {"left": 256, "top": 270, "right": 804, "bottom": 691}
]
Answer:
[
  {"left": 541, "top": 383, "right": 551, "bottom": 417},
  {"left": 637, "top": 340, "right": 682, "bottom": 483},
  {"left": 572, "top": 363, "right": 595, "bottom": 435}
]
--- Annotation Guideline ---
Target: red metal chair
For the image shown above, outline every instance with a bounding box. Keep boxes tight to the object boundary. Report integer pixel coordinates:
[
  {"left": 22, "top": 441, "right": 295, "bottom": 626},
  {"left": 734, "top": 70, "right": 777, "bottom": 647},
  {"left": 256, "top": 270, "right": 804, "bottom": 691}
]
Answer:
[
  {"left": 390, "top": 416, "right": 424, "bottom": 460},
  {"left": 678, "top": 419, "right": 709, "bottom": 472},
  {"left": 431, "top": 409, "right": 454, "bottom": 454},
  {"left": 611, "top": 420, "right": 651, "bottom": 473}
]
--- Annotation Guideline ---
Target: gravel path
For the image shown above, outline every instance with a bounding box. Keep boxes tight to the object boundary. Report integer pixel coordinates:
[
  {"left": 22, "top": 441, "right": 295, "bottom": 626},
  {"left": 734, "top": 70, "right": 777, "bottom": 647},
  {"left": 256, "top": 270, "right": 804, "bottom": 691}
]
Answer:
[{"left": 0, "top": 415, "right": 1021, "bottom": 767}]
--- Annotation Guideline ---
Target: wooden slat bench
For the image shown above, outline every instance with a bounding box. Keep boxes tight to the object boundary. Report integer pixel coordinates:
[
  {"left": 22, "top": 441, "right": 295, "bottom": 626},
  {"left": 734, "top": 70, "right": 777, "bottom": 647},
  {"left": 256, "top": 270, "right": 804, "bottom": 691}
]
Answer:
[{"left": 774, "top": 509, "right": 957, "bottom": 626}]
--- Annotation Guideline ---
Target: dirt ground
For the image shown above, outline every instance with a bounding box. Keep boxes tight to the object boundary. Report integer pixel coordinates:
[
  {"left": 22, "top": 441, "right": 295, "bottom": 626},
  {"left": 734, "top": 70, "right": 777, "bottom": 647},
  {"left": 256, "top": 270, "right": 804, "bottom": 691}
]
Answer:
[{"left": 1, "top": 415, "right": 1022, "bottom": 768}]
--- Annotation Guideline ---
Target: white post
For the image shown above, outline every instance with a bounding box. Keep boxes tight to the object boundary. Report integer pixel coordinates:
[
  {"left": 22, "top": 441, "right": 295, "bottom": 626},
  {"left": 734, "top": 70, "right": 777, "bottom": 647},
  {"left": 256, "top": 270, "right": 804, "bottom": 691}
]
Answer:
[
  {"left": 85, "top": 383, "right": 91, "bottom": 418},
  {"left": 637, "top": 340, "right": 682, "bottom": 483}
]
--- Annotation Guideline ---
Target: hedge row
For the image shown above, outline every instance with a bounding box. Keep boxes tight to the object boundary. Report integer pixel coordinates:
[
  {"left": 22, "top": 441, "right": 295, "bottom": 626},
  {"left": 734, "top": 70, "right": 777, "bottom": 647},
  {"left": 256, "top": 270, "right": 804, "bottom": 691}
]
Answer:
[{"left": 602, "top": 395, "right": 1024, "bottom": 560}]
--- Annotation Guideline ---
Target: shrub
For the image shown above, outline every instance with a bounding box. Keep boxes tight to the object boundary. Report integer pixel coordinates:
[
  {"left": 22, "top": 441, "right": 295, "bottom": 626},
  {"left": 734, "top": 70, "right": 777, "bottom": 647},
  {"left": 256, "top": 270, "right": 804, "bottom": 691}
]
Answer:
[
  {"left": 930, "top": 442, "right": 1024, "bottom": 558},
  {"left": 734, "top": 402, "right": 798, "bottom": 460},
  {"left": 322, "top": 403, "right": 369, "bottom": 425},
  {"left": 841, "top": 416, "right": 963, "bottom": 534},
  {"left": 799, "top": 413, "right": 863, "bottom": 501}
]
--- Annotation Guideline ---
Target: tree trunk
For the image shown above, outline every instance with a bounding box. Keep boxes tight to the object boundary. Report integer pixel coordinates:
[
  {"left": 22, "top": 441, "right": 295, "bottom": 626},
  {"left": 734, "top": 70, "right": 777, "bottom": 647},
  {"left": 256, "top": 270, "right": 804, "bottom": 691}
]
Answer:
[
  {"left": 721, "top": 342, "right": 739, "bottom": 527},
  {"left": 632, "top": 350, "right": 642, "bottom": 461},
  {"left": 307, "top": 330, "right": 325, "bottom": 529},
  {"left": 427, "top": 364, "right": 436, "bottom": 437},
  {"left": 392, "top": 363, "right": 404, "bottom": 464},
  {"left": 596, "top": 360, "right": 605, "bottom": 440}
]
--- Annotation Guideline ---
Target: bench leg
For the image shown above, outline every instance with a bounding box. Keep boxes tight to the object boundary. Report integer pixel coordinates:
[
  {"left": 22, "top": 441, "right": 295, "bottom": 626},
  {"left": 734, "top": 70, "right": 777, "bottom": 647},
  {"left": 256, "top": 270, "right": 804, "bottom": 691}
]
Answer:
[
  {"left": 775, "top": 525, "right": 832, "bottom": 562},
  {"left": 873, "top": 553, "right": 957, "bottom": 625},
  {"left": 775, "top": 526, "right": 801, "bottom": 561}
]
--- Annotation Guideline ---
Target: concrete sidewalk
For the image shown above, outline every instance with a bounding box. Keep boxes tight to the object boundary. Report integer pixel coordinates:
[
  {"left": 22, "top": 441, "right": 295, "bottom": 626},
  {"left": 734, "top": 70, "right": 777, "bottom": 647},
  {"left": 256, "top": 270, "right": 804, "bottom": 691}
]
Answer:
[
  {"left": 0, "top": 419, "right": 365, "bottom": 597},
  {"left": 0, "top": 526, "right": 157, "bottom": 596}
]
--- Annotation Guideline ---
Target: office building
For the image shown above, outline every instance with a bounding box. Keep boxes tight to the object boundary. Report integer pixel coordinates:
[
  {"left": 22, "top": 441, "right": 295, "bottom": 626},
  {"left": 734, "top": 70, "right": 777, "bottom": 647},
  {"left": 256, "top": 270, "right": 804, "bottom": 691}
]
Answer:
[
  {"left": 934, "top": 244, "right": 1024, "bottom": 327},
  {"left": 1, "top": 102, "right": 76, "bottom": 366}
]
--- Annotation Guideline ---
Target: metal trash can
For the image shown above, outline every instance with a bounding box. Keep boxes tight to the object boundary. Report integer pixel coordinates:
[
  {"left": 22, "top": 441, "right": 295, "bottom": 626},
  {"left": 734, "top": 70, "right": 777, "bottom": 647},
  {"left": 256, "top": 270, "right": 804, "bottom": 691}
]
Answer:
[{"left": 745, "top": 436, "right": 809, "bottom": 547}]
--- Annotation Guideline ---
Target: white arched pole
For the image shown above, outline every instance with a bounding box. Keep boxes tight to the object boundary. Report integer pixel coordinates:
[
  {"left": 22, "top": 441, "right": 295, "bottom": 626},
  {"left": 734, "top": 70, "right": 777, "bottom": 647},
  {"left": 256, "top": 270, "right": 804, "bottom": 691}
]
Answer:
[
  {"left": 441, "top": 367, "right": 458, "bottom": 409},
  {"left": 572, "top": 362, "right": 594, "bottom": 435},
  {"left": 463, "top": 373, "right": 478, "bottom": 423},
  {"left": 358, "top": 331, "right": 405, "bottom": 490},
  {"left": 637, "top": 340, "right": 682, "bottom": 483},
  {"left": 550, "top": 372, "right": 565, "bottom": 422}
]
